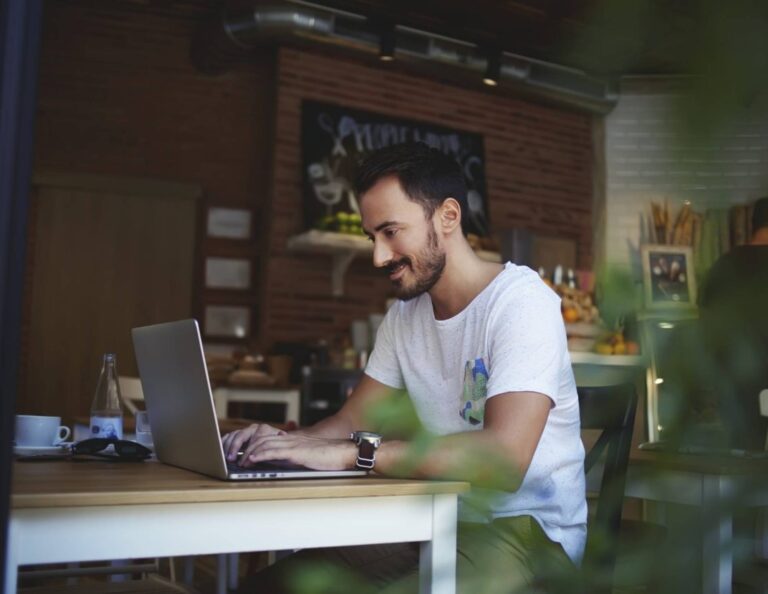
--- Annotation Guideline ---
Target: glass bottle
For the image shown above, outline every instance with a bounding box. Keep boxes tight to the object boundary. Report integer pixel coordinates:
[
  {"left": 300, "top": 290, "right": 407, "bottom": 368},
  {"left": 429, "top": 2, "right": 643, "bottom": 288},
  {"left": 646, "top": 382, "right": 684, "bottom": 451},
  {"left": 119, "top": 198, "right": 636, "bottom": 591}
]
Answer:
[
  {"left": 567, "top": 268, "right": 577, "bottom": 289},
  {"left": 90, "top": 353, "right": 125, "bottom": 439}
]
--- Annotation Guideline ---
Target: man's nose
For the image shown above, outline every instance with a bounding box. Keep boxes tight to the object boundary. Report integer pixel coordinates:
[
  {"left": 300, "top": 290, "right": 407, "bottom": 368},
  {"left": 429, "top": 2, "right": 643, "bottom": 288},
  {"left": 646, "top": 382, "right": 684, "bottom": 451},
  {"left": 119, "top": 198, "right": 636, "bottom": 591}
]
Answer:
[{"left": 372, "top": 240, "right": 393, "bottom": 268}]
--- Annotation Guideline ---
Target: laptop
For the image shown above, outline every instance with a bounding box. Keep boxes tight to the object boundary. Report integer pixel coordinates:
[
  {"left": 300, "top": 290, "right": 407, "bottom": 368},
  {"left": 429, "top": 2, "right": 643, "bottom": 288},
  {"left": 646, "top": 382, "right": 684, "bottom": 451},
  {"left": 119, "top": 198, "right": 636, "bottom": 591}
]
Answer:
[{"left": 131, "top": 319, "right": 367, "bottom": 480}]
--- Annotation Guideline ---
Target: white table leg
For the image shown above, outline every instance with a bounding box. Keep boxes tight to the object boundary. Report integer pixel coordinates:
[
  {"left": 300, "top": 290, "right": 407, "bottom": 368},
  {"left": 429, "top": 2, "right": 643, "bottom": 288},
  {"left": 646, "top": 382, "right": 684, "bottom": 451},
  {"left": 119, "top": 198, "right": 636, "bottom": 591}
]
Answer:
[
  {"left": 5, "top": 555, "right": 18, "bottom": 594},
  {"left": 419, "top": 494, "right": 458, "bottom": 594},
  {"left": 702, "top": 475, "right": 732, "bottom": 594},
  {"left": 5, "top": 521, "right": 18, "bottom": 594}
]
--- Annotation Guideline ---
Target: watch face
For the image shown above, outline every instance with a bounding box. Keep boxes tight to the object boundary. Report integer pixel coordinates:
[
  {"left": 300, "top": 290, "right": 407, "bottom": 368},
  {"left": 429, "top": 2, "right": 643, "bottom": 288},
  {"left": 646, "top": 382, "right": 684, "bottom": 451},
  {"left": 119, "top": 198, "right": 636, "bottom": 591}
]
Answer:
[
  {"left": 352, "top": 431, "right": 382, "bottom": 447},
  {"left": 356, "top": 431, "right": 380, "bottom": 440}
]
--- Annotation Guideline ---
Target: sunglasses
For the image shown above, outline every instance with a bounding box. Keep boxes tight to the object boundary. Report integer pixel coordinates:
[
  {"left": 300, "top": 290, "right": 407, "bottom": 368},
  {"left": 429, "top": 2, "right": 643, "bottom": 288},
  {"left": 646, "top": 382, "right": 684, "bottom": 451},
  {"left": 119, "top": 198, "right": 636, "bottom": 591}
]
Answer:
[{"left": 71, "top": 438, "right": 152, "bottom": 461}]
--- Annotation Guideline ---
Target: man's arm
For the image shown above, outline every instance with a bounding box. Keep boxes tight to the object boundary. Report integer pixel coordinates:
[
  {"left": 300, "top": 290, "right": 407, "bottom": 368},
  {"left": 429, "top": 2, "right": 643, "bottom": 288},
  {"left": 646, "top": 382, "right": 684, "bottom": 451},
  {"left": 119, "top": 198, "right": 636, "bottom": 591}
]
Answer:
[
  {"left": 234, "top": 383, "right": 551, "bottom": 491},
  {"left": 374, "top": 391, "right": 551, "bottom": 491}
]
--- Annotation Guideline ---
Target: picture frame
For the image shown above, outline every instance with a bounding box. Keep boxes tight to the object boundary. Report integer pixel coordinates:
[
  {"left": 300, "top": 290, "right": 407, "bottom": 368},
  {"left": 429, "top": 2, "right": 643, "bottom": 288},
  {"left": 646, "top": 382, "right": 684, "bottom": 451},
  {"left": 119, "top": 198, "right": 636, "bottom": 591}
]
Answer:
[
  {"left": 640, "top": 244, "right": 697, "bottom": 309},
  {"left": 207, "top": 207, "right": 251, "bottom": 239},
  {"left": 204, "top": 305, "right": 251, "bottom": 339},
  {"left": 205, "top": 257, "right": 251, "bottom": 290}
]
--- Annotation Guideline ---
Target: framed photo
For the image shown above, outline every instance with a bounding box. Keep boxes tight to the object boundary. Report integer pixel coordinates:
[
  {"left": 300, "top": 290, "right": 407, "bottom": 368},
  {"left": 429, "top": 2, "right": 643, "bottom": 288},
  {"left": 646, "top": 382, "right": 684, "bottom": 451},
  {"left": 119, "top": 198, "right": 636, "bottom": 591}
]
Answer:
[
  {"left": 205, "top": 257, "right": 251, "bottom": 290},
  {"left": 204, "top": 305, "right": 250, "bottom": 339},
  {"left": 641, "top": 244, "right": 697, "bottom": 309},
  {"left": 207, "top": 208, "right": 251, "bottom": 239}
]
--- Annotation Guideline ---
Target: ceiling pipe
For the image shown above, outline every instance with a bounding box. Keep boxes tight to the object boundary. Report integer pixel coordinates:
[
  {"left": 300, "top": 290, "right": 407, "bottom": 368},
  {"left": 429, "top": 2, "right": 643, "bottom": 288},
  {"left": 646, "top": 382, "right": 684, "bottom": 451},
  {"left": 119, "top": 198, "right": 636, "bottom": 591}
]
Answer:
[{"left": 191, "top": 1, "right": 618, "bottom": 115}]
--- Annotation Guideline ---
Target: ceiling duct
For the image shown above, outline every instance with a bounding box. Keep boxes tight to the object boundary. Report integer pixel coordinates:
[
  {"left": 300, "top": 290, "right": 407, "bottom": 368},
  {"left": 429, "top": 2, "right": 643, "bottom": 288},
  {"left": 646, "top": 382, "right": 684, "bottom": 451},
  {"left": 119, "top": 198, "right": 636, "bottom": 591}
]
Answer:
[{"left": 191, "top": 0, "right": 618, "bottom": 114}]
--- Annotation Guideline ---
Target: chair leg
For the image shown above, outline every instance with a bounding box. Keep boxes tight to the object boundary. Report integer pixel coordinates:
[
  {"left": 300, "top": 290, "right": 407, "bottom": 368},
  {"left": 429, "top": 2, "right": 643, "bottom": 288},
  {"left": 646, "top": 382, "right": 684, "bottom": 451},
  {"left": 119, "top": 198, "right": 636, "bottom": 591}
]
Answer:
[
  {"left": 228, "top": 553, "right": 240, "bottom": 591},
  {"left": 217, "top": 554, "right": 228, "bottom": 594},
  {"left": 182, "top": 556, "right": 195, "bottom": 586},
  {"left": 755, "top": 508, "right": 768, "bottom": 560},
  {"left": 109, "top": 559, "right": 131, "bottom": 582},
  {"left": 65, "top": 562, "right": 79, "bottom": 585}
]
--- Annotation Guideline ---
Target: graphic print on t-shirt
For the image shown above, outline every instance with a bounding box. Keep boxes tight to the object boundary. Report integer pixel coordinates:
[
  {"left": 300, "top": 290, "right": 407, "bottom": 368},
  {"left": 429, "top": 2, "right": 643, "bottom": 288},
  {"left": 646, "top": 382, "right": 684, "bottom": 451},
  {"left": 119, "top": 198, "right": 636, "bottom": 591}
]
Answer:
[{"left": 460, "top": 357, "right": 488, "bottom": 425}]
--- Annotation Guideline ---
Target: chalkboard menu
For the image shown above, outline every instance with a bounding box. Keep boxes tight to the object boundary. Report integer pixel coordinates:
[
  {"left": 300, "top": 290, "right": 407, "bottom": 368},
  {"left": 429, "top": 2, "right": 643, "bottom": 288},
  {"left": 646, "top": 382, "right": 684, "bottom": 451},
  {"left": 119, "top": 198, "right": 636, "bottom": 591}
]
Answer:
[{"left": 301, "top": 100, "right": 489, "bottom": 237}]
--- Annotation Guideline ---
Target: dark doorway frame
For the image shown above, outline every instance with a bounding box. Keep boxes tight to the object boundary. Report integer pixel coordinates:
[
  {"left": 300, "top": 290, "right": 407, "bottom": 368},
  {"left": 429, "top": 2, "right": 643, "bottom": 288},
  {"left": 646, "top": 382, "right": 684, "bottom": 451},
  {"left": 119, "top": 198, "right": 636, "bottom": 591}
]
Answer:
[{"left": 0, "top": 0, "right": 43, "bottom": 590}]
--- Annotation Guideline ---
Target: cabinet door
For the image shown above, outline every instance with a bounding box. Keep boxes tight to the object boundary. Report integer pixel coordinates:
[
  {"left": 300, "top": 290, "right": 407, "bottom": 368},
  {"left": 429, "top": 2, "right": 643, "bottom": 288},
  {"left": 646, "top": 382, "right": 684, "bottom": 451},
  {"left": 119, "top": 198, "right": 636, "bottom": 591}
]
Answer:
[{"left": 19, "top": 174, "right": 200, "bottom": 422}]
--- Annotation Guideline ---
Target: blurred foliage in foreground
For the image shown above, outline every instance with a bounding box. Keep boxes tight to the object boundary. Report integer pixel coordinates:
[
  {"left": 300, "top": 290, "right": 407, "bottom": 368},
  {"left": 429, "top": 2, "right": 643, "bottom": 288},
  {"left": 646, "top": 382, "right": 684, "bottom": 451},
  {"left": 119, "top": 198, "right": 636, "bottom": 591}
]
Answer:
[{"left": 569, "top": 0, "right": 768, "bottom": 140}]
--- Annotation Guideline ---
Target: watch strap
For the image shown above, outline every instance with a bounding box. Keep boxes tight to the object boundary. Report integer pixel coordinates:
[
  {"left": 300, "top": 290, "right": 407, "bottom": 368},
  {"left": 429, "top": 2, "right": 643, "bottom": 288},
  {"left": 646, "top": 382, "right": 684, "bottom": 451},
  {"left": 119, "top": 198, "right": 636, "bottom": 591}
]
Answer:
[{"left": 356, "top": 439, "right": 377, "bottom": 470}]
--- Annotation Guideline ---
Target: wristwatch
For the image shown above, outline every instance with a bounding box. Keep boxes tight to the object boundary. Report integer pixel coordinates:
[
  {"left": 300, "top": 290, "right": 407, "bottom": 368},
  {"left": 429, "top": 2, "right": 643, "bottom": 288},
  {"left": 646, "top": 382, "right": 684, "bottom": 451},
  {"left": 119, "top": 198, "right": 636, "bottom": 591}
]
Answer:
[{"left": 350, "top": 431, "right": 382, "bottom": 470}]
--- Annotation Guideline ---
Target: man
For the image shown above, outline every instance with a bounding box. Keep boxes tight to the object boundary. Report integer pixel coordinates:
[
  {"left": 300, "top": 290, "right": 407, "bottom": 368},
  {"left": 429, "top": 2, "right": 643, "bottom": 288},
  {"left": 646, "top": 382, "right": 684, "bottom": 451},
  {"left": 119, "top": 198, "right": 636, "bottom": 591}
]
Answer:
[
  {"left": 223, "top": 143, "right": 586, "bottom": 593},
  {"left": 696, "top": 196, "right": 768, "bottom": 450}
]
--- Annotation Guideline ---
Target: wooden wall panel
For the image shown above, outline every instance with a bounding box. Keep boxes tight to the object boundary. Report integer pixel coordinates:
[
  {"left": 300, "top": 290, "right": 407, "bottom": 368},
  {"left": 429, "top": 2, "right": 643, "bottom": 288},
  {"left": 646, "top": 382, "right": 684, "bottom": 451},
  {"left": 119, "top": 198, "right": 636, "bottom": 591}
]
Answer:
[
  {"left": 31, "top": 0, "right": 276, "bottom": 350},
  {"left": 19, "top": 175, "right": 199, "bottom": 421}
]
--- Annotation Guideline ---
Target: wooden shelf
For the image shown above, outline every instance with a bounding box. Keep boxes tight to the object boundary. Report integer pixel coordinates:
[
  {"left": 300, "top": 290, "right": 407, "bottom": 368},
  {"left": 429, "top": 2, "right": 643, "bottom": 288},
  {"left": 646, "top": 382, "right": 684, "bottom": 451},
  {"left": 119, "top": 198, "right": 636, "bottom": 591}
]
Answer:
[
  {"left": 287, "top": 230, "right": 372, "bottom": 255},
  {"left": 287, "top": 231, "right": 372, "bottom": 296},
  {"left": 569, "top": 351, "right": 646, "bottom": 367},
  {"left": 286, "top": 230, "right": 503, "bottom": 296}
]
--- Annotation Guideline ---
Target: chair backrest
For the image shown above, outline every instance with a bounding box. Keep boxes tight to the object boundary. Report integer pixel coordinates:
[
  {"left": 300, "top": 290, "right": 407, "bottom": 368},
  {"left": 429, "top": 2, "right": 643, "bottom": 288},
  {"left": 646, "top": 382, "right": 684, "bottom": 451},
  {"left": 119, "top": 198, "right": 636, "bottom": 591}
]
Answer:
[
  {"left": 119, "top": 375, "right": 145, "bottom": 415},
  {"left": 579, "top": 383, "right": 637, "bottom": 586}
]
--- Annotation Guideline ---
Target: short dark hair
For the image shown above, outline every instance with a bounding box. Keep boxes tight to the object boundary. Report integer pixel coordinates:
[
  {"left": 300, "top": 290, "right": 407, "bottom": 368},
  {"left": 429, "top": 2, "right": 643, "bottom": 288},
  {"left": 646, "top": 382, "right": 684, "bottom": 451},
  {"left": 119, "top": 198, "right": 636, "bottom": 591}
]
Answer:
[
  {"left": 753, "top": 197, "right": 768, "bottom": 232},
  {"left": 353, "top": 143, "right": 469, "bottom": 235}
]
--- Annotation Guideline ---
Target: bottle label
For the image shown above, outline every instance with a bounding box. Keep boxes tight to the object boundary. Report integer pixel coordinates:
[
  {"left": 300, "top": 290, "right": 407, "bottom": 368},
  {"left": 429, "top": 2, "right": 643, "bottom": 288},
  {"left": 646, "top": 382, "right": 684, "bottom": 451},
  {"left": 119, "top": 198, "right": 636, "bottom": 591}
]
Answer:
[{"left": 90, "top": 416, "right": 123, "bottom": 440}]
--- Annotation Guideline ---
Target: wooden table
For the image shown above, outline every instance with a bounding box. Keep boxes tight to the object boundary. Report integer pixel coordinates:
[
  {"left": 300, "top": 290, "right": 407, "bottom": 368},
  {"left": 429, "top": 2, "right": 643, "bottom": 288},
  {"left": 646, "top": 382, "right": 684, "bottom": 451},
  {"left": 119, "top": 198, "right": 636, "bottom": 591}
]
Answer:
[
  {"left": 7, "top": 461, "right": 468, "bottom": 594},
  {"left": 625, "top": 449, "right": 768, "bottom": 594}
]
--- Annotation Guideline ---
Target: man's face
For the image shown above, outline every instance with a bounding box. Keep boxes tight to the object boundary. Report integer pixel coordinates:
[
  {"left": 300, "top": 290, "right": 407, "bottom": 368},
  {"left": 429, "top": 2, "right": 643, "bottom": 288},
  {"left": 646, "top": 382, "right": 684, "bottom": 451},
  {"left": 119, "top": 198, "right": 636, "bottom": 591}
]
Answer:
[{"left": 360, "top": 176, "right": 446, "bottom": 301}]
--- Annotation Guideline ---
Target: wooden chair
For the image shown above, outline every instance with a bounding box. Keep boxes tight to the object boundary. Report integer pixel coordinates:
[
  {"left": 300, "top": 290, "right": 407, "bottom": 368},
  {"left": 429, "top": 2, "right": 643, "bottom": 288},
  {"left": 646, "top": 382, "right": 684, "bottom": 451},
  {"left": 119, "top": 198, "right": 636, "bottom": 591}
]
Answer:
[
  {"left": 579, "top": 383, "right": 638, "bottom": 594},
  {"left": 119, "top": 376, "right": 145, "bottom": 415}
]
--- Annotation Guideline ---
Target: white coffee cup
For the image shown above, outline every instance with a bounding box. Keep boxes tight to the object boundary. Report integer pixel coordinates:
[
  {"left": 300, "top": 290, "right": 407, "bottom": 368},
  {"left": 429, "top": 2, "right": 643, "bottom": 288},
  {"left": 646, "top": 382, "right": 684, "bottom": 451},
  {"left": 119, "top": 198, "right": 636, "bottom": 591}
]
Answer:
[{"left": 15, "top": 415, "right": 71, "bottom": 447}]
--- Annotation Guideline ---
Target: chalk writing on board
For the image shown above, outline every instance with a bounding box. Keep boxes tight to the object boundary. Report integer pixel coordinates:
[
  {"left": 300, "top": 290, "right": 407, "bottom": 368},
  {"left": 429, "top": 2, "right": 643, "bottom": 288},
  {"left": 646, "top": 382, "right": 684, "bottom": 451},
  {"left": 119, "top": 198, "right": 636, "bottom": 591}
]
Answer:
[{"left": 301, "top": 100, "right": 489, "bottom": 237}]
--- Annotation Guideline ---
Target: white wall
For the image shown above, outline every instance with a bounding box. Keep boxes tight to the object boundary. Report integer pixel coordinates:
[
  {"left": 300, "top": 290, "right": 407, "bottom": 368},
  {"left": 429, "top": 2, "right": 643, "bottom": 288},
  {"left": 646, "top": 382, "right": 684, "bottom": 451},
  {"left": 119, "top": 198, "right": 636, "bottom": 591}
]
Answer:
[{"left": 602, "top": 78, "right": 768, "bottom": 278}]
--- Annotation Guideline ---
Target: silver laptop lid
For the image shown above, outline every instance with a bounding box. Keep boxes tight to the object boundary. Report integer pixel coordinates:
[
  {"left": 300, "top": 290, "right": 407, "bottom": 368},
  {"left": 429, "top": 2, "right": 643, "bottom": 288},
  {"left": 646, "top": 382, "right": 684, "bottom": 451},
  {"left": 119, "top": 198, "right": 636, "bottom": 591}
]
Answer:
[{"left": 132, "top": 319, "right": 229, "bottom": 479}]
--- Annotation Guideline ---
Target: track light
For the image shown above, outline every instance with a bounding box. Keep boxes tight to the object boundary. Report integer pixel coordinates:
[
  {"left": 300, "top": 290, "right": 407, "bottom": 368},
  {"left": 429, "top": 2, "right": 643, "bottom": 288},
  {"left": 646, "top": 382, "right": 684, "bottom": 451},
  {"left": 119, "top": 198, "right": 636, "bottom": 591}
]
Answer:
[
  {"left": 379, "top": 24, "right": 395, "bottom": 62},
  {"left": 483, "top": 51, "right": 502, "bottom": 86}
]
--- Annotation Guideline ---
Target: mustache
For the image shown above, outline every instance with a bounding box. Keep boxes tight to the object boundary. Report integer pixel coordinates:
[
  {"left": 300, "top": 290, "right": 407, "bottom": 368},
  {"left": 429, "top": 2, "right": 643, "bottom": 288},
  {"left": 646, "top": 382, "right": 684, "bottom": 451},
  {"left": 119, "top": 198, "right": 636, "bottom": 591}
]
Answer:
[{"left": 385, "top": 257, "right": 411, "bottom": 275}]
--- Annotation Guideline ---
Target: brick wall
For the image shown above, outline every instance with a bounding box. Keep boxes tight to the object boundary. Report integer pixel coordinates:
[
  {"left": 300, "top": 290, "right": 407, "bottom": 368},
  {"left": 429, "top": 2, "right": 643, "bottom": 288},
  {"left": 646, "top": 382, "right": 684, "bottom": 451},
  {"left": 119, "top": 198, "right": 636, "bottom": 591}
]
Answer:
[
  {"left": 30, "top": 2, "right": 596, "bottom": 351},
  {"left": 603, "top": 78, "right": 768, "bottom": 277},
  {"left": 260, "top": 47, "right": 595, "bottom": 347}
]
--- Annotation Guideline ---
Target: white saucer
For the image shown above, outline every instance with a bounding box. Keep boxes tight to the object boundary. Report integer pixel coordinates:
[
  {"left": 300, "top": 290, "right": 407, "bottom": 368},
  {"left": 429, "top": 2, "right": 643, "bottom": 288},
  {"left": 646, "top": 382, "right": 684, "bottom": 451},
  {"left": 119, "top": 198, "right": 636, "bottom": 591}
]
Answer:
[{"left": 14, "top": 444, "right": 70, "bottom": 456}]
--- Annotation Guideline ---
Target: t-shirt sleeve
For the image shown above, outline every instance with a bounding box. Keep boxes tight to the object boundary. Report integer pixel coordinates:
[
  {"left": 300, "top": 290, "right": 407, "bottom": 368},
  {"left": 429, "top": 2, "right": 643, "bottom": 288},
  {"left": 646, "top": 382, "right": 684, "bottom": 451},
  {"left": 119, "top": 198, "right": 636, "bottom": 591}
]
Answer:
[
  {"left": 364, "top": 305, "right": 405, "bottom": 390},
  {"left": 485, "top": 285, "right": 567, "bottom": 407}
]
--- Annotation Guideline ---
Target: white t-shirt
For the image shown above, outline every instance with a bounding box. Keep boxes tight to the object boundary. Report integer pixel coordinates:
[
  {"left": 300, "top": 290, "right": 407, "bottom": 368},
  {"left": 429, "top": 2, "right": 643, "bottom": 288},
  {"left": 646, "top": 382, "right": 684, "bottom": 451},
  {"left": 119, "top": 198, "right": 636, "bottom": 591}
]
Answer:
[{"left": 365, "top": 262, "right": 587, "bottom": 563}]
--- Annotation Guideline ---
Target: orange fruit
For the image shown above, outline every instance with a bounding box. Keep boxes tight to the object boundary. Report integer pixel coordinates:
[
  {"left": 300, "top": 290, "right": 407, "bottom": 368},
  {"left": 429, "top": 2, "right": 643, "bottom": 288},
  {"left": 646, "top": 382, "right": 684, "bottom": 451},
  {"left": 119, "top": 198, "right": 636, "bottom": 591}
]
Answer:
[{"left": 562, "top": 307, "right": 580, "bottom": 323}]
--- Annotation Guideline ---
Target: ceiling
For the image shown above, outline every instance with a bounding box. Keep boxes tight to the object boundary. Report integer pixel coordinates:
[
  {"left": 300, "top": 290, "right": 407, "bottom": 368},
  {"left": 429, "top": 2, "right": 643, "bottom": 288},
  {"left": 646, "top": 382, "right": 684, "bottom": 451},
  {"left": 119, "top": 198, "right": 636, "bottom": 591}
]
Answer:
[
  {"left": 99, "top": 0, "right": 705, "bottom": 77},
  {"left": 96, "top": 0, "right": 768, "bottom": 81}
]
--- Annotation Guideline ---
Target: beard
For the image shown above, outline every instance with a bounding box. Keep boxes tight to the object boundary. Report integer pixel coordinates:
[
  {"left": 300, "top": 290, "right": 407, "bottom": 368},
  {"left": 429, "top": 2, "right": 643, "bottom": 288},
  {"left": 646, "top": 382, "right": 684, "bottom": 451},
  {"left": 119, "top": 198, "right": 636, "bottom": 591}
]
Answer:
[{"left": 386, "top": 227, "right": 446, "bottom": 301}]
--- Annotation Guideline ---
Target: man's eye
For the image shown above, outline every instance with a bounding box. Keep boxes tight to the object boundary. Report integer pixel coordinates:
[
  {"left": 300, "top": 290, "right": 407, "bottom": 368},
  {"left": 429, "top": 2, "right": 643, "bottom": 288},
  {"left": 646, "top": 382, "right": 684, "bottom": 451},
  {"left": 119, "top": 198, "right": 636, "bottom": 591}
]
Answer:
[{"left": 384, "top": 228, "right": 398, "bottom": 238}]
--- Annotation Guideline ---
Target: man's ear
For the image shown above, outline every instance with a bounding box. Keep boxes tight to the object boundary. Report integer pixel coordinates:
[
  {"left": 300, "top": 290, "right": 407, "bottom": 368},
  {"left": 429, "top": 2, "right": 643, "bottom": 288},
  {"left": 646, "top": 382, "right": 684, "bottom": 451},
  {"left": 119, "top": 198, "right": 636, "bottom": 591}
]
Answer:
[{"left": 437, "top": 198, "right": 462, "bottom": 234}]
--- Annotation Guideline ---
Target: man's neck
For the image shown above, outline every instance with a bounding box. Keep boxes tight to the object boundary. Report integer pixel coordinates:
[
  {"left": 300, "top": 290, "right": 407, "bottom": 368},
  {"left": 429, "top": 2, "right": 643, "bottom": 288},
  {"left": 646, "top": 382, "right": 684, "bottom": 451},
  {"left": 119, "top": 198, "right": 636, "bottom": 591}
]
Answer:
[
  {"left": 750, "top": 227, "right": 768, "bottom": 245},
  {"left": 428, "top": 240, "right": 504, "bottom": 320}
]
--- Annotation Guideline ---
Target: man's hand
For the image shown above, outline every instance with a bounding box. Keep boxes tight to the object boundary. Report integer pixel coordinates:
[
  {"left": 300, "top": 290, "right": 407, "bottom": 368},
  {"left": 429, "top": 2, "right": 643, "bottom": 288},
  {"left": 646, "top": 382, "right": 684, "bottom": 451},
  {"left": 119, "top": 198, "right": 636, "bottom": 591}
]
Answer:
[
  {"left": 221, "top": 423, "right": 286, "bottom": 463},
  {"left": 238, "top": 432, "right": 357, "bottom": 471}
]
